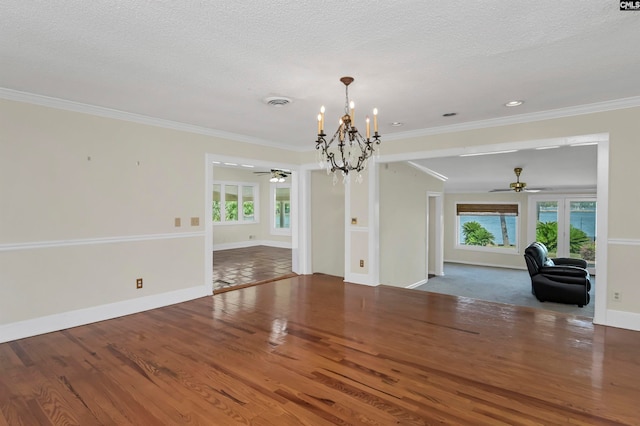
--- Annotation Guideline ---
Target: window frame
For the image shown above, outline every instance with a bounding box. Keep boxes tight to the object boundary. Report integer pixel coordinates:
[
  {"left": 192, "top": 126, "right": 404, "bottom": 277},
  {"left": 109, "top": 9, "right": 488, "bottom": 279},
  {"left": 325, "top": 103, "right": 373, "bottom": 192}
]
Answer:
[
  {"left": 270, "top": 182, "right": 291, "bottom": 236},
  {"left": 212, "top": 180, "right": 259, "bottom": 226},
  {"left": 454, "top": 202, "right": 521, "bottom": 254}
]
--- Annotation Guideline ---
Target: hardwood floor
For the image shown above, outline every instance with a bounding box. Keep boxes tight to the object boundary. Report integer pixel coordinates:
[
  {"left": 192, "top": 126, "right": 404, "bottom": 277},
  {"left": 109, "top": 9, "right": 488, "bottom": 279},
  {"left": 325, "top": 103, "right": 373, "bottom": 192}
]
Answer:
[
  {"left": 213, "top": 246, "right": 293, "bottom": 292},
  {"left": 1, "top": 274, "right": 639, "bottom": 425}
]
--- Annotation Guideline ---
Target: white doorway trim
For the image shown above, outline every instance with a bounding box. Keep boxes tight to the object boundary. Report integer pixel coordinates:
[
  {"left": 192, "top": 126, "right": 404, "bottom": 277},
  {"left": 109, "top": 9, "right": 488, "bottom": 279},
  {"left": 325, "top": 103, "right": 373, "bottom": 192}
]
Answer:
[
  {"left": 426, "top": 191, "right": 444, "bottom": 280},
  {"left": 204, "top": 154, "right": 300, "bottom": 291},
  {"left": 376, "top": 132, "right": 609, "bottom": 327}
]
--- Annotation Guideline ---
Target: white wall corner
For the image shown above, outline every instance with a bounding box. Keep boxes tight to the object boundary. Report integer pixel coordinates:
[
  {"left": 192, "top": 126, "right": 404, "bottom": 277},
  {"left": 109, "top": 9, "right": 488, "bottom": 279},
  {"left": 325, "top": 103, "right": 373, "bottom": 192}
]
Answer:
[
  {"left": 406, "top": 279, "right": 428, "bottom": 289},
  {"left": 344, "top": 272, "right": 379, "bottom": 286}
]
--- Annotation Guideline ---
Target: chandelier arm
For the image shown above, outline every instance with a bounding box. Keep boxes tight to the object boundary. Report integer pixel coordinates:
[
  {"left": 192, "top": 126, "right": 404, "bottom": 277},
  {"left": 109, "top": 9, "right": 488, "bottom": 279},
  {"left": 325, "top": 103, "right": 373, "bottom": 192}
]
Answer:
[{"left": 316, "top": 127, "right": 346, "bottom": 172}]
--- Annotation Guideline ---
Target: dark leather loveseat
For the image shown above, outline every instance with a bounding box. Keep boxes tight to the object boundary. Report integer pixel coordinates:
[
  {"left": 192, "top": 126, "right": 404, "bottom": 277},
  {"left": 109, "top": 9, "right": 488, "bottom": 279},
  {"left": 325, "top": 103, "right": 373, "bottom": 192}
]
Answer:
[{"left": 524, "top": 242, "right": 591, "bottom": 307}]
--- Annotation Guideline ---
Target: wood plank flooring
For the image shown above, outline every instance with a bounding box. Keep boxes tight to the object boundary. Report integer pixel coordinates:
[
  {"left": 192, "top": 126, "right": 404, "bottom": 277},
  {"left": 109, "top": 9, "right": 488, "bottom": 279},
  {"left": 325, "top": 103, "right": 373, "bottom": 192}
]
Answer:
[{"left": 1, "top": 274, "right": 639, "bottom": 425}]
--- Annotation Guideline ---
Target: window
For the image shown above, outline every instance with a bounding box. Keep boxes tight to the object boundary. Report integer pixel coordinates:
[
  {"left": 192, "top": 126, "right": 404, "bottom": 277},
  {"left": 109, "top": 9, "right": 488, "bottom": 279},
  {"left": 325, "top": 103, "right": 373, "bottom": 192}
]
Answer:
[
  {"left": 456, "top": 203, "right": 519, "bottom": 252},
  {"left": 242, "top": 186, "right": 255, "bottom": 221},
  {"left": 212, "top": 181, "right": 258, "bottom": 224},
  {"left": 225, "top": 184, "right": 238, "bottom": 221},
  {"left": 270, "top": 184, "right": 291, "bottom": 235}
]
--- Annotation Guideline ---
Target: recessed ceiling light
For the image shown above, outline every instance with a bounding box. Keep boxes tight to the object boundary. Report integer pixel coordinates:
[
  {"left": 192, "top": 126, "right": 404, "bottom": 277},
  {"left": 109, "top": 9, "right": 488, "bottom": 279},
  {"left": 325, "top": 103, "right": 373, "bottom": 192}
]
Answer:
[
  {"left": 442, "top": 112, "right": 457, "bottom": 117},
  {"left": 535, "top": 146, "right": 560, "bottom": 150},
  {"left": 241, "top": 164, "right": 255, "bottom": 168},
  {"left": 391, "top": 122, "right": 403, "bottom": 127},
  {"left": 223, "top": 162, "right": 237, "bottom": 166},
  {"left": 505, "top": 100, "right": 524, "bottom": 107}
]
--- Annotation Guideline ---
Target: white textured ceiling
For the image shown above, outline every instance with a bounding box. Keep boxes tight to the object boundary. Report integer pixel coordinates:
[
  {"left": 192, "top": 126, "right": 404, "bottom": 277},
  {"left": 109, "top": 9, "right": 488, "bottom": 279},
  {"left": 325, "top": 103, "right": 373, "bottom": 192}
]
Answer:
[
  {"left": 1, "top": 1, "right": 636, "bottom": 191},
  {"left": 412, "top": 144, "right": 598, "bottom": 193}
]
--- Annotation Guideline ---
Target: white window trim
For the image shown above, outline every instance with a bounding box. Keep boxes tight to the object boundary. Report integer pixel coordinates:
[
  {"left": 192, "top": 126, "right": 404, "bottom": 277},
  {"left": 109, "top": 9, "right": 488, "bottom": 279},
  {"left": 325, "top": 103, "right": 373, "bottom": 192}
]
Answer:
[
  {"left": 270, "top": 183, "right": 291, "bottom": 236},
  {"left": 454, "top": 201, "right": 521, "bottom": 254},
  {"left": 213, "top": 180, "right": 259, "bottom": 225}
]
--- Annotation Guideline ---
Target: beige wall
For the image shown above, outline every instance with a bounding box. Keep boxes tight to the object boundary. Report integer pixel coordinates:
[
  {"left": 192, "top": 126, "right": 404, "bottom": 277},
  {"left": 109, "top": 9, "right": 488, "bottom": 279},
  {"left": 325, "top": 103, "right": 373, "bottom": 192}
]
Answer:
[
  {"left": 311, "top": 170, "right": 344, "bottom": 276},
  {"left": 443, "top": 192, "right": 529, "bottom": 269},
  {"left": 379, "top": 162, "right": 444, "bottom": 287},
  {"left": 0, "top": 238, "right": 201, "bottom": 322},
  {"left": 2, "top": 96, "right": 640, "bottom": 331},
  {"left": 0, "top": 98, "right": 297, "bottom": 326}
]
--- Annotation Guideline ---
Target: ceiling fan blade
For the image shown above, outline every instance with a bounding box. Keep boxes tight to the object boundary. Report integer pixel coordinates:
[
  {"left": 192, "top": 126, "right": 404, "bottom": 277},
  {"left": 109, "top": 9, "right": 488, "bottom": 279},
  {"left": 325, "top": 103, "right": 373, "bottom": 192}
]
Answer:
[{"left": 489, "top": 188, "right": 512, "bottom": 192}]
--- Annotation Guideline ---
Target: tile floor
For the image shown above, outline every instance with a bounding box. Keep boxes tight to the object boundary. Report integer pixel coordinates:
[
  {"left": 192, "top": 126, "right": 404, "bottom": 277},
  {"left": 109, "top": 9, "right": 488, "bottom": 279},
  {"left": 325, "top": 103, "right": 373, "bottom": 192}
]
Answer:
[{"left": 212, "top": 245, "right": 293, "bottom": 292}]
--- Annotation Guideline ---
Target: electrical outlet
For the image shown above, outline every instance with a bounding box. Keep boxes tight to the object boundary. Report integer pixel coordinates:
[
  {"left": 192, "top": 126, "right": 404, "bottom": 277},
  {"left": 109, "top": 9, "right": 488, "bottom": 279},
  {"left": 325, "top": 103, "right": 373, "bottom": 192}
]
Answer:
[
  {"left": 191, "top": 217, "right": 200, "bottom": 226},
  {"left": 613, "top": 291, "right": 621, "bottom": 302},
  {"left": 359, "top": 259, "right": 364, "bottom": 268},
  {"left": 174, "top": 217, "right": 181, "bottom": 227},
  {"left": 136, "top": 278, "right": 143, "bottom": 289}
]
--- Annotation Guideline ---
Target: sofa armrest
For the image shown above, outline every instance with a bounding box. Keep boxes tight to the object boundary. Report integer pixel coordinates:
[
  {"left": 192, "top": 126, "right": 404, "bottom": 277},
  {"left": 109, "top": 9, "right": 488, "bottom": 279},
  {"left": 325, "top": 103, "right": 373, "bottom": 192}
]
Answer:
[
  {"left": 539, "top": 265, "right": 589, "bottom": 279},
  {"left": 551, "top": 257, "right": 588, "bottom": 268}
]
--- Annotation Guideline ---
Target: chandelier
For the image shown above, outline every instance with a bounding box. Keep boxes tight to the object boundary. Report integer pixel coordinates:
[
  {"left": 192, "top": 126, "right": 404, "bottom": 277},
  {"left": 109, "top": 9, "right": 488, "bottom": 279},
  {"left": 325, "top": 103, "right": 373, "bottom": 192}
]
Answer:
[{"left": 315, "top": 77, "right": 381, "bottom": 183}]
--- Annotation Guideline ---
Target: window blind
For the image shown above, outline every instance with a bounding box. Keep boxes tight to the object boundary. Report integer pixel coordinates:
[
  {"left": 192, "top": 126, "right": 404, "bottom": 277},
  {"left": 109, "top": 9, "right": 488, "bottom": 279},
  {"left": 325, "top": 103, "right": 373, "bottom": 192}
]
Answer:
[{"left": 456, "top": 203, "right": 519, "bottom": 216}]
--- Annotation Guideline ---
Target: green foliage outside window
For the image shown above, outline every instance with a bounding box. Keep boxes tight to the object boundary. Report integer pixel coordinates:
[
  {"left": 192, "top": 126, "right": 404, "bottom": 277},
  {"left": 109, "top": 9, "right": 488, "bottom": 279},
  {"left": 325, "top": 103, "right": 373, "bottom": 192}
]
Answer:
[
  {"left": 462, "top": 221, "right": 495, "bottom": 246},
  {"left": 213, "top": 201, "right": 221, "bottom": 221},
  {"left": 243, "top": 201, "right": 254, "bottom": 220},
  {"left": 212, "top": 201, "right": 253, "bottom": 222},
  {"left": 536, "top": 221, "right": 558, "bottom": 252},
  {"left": 569, "top": 225, "right": 590, "bottom": 252},
  {"left": 535, "top": 221, "right": 591, "bottom": 256},
  {"left": 225, "top": 201, "right": 238, "bottom": 221}
]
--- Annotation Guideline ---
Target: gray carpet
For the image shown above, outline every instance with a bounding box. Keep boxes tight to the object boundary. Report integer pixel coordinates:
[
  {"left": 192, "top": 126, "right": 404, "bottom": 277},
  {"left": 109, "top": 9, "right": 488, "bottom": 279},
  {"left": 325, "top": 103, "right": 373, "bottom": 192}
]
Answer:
[{"left": 416, "top": 262, "right": 594, "bottom": 318}]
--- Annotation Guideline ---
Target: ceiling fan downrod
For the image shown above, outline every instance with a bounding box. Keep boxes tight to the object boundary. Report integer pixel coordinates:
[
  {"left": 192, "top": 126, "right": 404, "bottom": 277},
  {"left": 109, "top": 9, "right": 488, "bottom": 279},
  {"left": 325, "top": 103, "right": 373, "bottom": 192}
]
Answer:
[{"left": 510, "top": 167, "right": 527, "bottom": 192}]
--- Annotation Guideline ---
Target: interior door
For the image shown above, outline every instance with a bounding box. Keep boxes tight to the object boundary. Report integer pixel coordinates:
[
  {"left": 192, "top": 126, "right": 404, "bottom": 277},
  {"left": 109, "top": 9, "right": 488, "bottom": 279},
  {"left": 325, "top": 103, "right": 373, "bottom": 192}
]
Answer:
[{"left": 529, "top": 196, "right": 596, "bottom": 274}]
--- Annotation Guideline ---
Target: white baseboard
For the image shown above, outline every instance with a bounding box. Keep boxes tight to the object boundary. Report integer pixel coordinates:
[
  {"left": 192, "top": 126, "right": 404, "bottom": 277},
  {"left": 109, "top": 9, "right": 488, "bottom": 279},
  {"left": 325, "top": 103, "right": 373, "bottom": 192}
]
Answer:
[
  {"left": 0, "top": 285, "right": 211, "bottom": 344},
  {"left": 213, "top": 239, "right": 292, "bottom": 251},
  {"left": 602, "top": 309, "right": 640, "bottom": 332},
  {"left": 344, "top": 272, "right": 378, "bottom": 286},
  {"left": 406, "top": 279, "right": 428, "bottom": 289},
  {"left": 443, "top": 259, "right": 527, "bottom": 271}
]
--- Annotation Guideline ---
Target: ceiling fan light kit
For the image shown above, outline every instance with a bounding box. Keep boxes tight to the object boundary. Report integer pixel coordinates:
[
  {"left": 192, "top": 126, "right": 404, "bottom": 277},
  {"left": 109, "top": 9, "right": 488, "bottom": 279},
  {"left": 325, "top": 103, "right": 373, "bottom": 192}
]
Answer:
[{"left": 253, "top": 169, "right": 290, "bottom": 182}]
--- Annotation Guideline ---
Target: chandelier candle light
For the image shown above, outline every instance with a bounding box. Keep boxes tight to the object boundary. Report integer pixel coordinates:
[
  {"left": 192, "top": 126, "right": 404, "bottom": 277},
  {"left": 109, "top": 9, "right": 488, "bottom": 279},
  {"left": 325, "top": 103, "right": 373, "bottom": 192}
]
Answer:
[{"left": 315, "top": 76, "right": 381, "bottom": 184}]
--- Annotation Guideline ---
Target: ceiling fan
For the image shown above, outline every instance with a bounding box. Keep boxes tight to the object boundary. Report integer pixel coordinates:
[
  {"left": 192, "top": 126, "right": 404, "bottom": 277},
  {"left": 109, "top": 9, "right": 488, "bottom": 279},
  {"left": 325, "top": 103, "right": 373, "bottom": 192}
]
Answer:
[
  {"left": 490, "top": 167, "right": 547, "bottom": 193},
  {"left": 253, "top": 169, "right": 291, "bottom": 182}
]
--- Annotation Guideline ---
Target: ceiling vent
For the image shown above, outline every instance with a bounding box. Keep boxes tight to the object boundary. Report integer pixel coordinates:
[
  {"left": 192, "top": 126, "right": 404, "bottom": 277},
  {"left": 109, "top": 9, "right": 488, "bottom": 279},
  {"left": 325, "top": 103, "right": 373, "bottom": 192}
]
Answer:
[{"left": 264, "top": 96, "right": 292, "bottom": 107}]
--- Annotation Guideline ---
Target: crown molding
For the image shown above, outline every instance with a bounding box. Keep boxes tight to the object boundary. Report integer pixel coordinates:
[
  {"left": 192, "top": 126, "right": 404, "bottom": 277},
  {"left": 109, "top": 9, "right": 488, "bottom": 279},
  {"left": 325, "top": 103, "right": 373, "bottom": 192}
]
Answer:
[
  {"left": 4, "top": 87, "right": 639, "bottom": 154},
  {"left": 0, "top": 88, "right": 307, "bottom": 152},
  {"left": 384, "top": 96, "right": 640, "bottom": 142}
]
